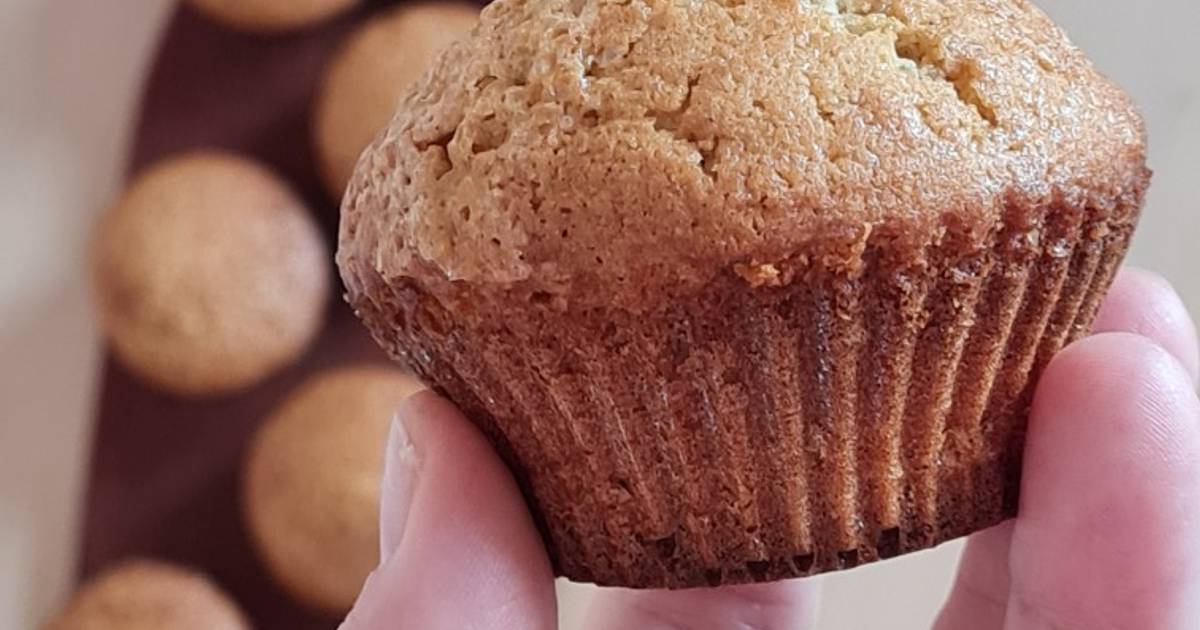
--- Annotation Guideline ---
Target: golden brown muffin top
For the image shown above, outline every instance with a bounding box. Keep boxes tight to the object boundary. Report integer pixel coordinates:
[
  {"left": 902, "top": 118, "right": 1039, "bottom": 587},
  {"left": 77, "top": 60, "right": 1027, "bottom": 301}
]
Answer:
[
  {"left": 315, "top": 2, "right": 480, "bottom": 199},
  {"left": 339, "top": 0, "right": 1147, "bottom": 310},
  {"left": 42, "top": 560, "right": 249, "bottom": 630},
  {"left": 243, "top": 366, "right": 424, "bottom": 612}
]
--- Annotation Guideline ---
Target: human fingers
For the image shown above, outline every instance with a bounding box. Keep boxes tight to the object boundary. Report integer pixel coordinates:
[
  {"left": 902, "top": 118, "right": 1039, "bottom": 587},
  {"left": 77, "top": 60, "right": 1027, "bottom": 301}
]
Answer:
[
  {"left": 1003, "top": 333, "right": 1200, "bottom": 629},
  {"left": 583, "top": 579, "right": 820, "bottom": 630},
  {"left": 936, "top": 268, "right": 1200, "bottom": 629},
  {"left": 1094, "top": 268, "right": 1198, "bottom": 382},
  {"left": 340, "top": 392, "right": 558, "bottom": 630}
]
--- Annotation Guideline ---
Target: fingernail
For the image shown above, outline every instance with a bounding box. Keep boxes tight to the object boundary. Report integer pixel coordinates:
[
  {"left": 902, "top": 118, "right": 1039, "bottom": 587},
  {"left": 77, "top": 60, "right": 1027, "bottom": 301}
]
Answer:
[{"left": 379, "top": 410, "right": 419, "bottom": 562}]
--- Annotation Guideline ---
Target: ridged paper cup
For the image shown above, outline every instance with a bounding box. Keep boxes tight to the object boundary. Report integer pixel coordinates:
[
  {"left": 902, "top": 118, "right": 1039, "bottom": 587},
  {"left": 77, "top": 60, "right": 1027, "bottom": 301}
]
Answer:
[{"left": 343, "top": 195, "right": 1141, "bottom": 588}]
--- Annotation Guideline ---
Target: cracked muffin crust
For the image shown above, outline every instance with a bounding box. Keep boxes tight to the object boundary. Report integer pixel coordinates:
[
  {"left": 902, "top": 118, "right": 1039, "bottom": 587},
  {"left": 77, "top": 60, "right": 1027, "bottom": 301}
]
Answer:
[
  {"left": 340, "top": 0, "right": 1144, "bottom": 311},
  {"left": 338, "top": 0, "right": 1148, "bottom": 587}
]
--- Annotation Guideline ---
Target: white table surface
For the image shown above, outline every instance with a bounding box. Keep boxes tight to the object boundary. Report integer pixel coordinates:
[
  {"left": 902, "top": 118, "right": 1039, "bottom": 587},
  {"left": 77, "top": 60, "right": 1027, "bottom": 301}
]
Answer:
[{"left": 2, "top": 2, "right": 1196, "bottom": 628}]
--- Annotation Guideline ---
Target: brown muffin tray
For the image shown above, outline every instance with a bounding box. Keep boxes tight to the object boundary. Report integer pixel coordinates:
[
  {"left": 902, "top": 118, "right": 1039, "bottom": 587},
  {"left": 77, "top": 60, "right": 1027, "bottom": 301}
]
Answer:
[{"left": 77, "top": 3, "right": 463, "bottom": 627}]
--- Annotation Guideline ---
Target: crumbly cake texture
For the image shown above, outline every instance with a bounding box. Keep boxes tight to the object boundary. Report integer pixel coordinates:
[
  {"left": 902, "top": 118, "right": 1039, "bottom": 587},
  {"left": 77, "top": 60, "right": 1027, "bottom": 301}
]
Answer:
[
  {"left": 94, "top": 151, "right": 329, "bottom": 396},
  {"left": 186, "top": 0, "right": 358, "bottom": 31},
  {"left": 315, "top": 2, "right": 479, "bottom": 199},
  {"left": 42, "top": 560, "right": 249, "bottom": 630},
  {"left": 338, "top": 0, "right": 1148, "bottom": 587},
  {"left": 243, "top": 367, "right": 424, "bottom": 612},
  {"left": 340, "top": 0, "right": 1146, "bottom": 309}
]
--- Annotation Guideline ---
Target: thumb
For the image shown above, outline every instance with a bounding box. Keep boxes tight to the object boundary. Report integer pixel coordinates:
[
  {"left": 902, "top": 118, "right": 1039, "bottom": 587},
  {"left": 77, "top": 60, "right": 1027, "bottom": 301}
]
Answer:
[{"left": 340, "top": 391, "right": 558, "bottom": 630}]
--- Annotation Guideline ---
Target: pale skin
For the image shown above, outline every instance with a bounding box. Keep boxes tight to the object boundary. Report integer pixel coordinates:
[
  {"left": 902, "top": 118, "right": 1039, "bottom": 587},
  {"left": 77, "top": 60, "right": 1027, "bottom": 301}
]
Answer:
[{"left": 340, "top": 268, "right": 1200, "bottom": 630}]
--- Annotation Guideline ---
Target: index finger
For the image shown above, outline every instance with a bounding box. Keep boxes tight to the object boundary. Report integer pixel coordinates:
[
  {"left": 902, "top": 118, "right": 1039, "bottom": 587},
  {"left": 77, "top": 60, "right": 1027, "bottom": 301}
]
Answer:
[
  {"left": 1002, "top": 333, "right": 1200, "bottom": 629},
  {"left": 936, "top": 268, "right": 1200, "bottom": 630}
]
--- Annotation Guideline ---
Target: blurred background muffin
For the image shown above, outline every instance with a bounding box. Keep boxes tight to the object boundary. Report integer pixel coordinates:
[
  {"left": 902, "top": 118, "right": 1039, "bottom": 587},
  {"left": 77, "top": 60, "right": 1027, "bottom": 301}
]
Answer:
[
  {"left": 186, "top": 0, "right": 360, "bottom": 32},
  {"left": 243, "top": 366, "right": 424, "bottom": 612},
  {"left": 91, "top": 151, "right": 329, "bottom": 396},
  {"left": 42, "top": 560, "right": 249, "bottom": 630},
  {"left": 314, "top": 2, "right": 479, "bottom": 200}
]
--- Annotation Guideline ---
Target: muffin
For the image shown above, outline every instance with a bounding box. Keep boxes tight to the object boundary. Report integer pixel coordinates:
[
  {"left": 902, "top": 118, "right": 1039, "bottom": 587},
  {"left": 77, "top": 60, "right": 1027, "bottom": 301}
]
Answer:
[
  {"left": 243, "top": 366, "right": 423, "bottom": 612},
  {"left": 337, "top": 0, "right": 1148, "bottom": 587},
  {"left": 186, "top": 0, "right": 358, "bottom": 32},
  {"left": 42, "top": 560, "right": 249, "bottom": 630},
  {"left": 314, "top": 3, "right": 479, "bottom": 200},
  {"left": 93, "top": 151, "right": 328, "bottom": 396}
]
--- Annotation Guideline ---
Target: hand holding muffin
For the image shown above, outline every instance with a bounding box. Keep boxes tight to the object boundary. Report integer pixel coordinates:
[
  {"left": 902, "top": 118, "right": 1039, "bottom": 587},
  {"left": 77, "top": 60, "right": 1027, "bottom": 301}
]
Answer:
[
  {"left": 69, "top": 0, "right": 1198, "bottom": 627},
  {"left": 334, "top": 0, "right": 1200, "bottom": 625}
]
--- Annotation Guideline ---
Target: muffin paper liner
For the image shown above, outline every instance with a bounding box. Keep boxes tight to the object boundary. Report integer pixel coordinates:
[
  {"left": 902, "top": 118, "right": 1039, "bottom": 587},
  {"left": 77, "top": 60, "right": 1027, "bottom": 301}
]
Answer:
[{"left": 348, "top": 200, "right": 1138, "bottom": 588}]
